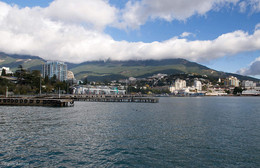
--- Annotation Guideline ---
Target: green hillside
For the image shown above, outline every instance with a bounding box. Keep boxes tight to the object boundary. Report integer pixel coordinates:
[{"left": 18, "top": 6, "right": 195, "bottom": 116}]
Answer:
[
  {"left": 0, "top": 52, "right": 44, "bottom": 71},
  {"left": 0, "top": 52, "right": 258, "bottom": 82},
  {"left": 69, "top": 59, "right": 220, "bottom": 81}
]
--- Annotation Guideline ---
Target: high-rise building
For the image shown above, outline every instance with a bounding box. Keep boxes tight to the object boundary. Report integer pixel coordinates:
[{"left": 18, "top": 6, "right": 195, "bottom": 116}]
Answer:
[
  {"left": 224, "top": 76, "right": 240, "bottom": 87},
  {"left": 194, "top": 80, "right": 202, "bottom": 91},
  {"left": 42, "top": 61, "right": 67, "bottom": 81}
]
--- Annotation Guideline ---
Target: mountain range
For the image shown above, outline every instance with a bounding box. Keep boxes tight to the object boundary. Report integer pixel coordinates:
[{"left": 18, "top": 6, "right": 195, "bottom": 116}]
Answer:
[{"left": 0, "top": 52, "right": 258, "bottom": 82}]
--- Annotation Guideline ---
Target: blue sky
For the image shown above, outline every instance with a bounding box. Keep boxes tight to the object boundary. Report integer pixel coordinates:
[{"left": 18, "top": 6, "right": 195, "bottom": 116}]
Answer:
[
  {"left": 0, "top": 0, "right": 260, "bottom": 78},
  {"left": 0, "top": 0, "right": 53, "bottom": 7}
]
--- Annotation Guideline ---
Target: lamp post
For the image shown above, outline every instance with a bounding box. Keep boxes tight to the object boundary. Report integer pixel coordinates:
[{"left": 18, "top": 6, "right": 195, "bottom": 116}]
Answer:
[
  {"left": 39, "top": 77, "right": 42, "bottom": 96},
  {"left": 58, "top": 87, "right": 60, "bottom": 99},
  {"left": 6, "top": 86, "right": 8, "bottom": 98}
]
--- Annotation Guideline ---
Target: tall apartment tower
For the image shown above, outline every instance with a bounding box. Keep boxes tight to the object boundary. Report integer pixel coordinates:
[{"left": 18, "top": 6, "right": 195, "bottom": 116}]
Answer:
[
  {"left": 42, "top": 61, "right": 67, "bottom": 81},
  {"left": 224, "top": 76, "right": 240, "bottom": 87},
  {"left": 194, "top": 80, "right": 202, "bottom": 91}
]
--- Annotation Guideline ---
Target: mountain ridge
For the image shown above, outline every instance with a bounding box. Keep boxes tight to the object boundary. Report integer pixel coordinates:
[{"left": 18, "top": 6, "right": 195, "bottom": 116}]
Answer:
[{"left": 0, "top": 52, "right": 258, "bottom": 82}]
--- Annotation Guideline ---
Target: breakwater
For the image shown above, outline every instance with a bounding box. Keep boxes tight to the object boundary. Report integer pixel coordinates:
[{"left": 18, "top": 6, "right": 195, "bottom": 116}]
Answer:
[{"left": 0, "top": 97, "right": 74, "bottom": 107}]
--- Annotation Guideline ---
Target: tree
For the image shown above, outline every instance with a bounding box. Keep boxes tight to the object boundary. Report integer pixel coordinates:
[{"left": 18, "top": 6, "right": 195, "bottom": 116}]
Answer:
[
  {"left": 233, "top": 87, "right": 243, "bottom": 95},
  {"left": 15, "top": 65, "right": 26, "bottom": 84},
  {"left": 30, "top": 70, "right": 42, "bottom": 93},
  {"left": 50, "top": 74, "right": 57, "bottom": 84},
  {"left": 83, "top": 77, "right": 88, "bottom": 85},
  {"left": 202, "top": 85, "right": 207, "bottom": 91},
  {"left": 225, "top": 89, "right": 231, "bottom": 94},
  {"left": 1, "top": 68, "right": 6, "bottom": 76},
  {"left": 44, "top": 75, "right": 50, "bottom": 85},
  {"left": 18, "top": 64, "right": 23, "bottom": 71}
]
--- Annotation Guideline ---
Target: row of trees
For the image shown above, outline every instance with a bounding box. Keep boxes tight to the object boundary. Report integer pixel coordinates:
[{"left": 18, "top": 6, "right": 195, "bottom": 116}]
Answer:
[{"left": 0, "top": 65, "right": 70, "bottom": 95}]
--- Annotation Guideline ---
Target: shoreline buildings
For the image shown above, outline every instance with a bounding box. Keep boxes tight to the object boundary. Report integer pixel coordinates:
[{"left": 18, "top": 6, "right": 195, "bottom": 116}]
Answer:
[{"left": 42, "top": 61, "right": 68, "bottom": 81}]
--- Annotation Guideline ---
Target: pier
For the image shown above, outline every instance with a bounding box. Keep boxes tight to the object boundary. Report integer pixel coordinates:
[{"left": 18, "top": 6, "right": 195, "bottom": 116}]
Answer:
[
  {"left": 72, "top": 95, "right": 159, "bottom": 103},
  {"left": 0, "top": 97, "right": 74, "bottom": 107},
  {"left": 0, "top": 95, "right": 158, "bottom": 106}
]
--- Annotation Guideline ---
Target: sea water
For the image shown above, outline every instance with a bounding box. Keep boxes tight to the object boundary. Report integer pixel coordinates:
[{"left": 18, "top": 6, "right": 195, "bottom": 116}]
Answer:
[{"left": 0, "top": 97, "right": 259, "bottom": 167}]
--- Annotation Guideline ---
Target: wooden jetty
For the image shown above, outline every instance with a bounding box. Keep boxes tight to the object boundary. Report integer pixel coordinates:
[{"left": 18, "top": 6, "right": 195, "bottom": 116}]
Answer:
[
  {"left": 0, "top": 97, "right": 74, "bottom": 107},
  {"left": 72, "top": 95, "right": 159, "bottom": 103}
]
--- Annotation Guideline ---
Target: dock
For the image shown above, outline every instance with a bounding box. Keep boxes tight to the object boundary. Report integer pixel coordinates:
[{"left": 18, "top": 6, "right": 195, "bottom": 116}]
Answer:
[
  {"left": 0, "top": 97, "right": 74, "bottom": 107},
  {"left": 72, "top": 95, "right": 159, "bottom": 103}
]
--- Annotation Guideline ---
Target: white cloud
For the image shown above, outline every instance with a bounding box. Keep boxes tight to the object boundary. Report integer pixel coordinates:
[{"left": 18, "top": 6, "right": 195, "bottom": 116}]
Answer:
[
  {"left": 0, "top": 1, "right": 11, "bottom": 21},
  {"left": 255, "top": 23, "right": 260, "bottom": 30},
  {"left": 180, "top": 32, "right": 195, "bottom": 38},
  {"left": 238, "top": 0, "right": 260, "bottom": 13},
  {"left": 0, "top": 1, "right": 260, "bottom": 64},
  {"left": 239, "top": 1, "right": 247, "bottom": 12},
  {"left": 119, "top": 0, "right": 239, "bottom": 29},
  {"left": 238, "top": 57, "right": 260, "bottom": 75},
  {"left": 44, "top": 0, "right": 118, "bottom": 30},
  {"left": 249, "top": 0, "right": 260, "bottom": 12}
]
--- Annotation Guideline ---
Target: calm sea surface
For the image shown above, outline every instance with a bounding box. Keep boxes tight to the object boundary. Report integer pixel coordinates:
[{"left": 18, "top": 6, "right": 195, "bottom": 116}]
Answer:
[{"left": 0, "top": 97, "right": 260, "bottom": 167}]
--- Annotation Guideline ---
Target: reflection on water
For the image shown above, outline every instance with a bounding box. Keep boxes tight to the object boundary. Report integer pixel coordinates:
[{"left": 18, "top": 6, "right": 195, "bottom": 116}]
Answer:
[{"left": 0, "top": 97, "right": 259, "bottom": 167}]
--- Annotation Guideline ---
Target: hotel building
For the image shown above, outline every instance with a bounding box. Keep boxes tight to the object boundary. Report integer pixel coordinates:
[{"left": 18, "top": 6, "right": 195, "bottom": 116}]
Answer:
[{"left": 42, "top": 61, "right": 67, "bottom": 81}]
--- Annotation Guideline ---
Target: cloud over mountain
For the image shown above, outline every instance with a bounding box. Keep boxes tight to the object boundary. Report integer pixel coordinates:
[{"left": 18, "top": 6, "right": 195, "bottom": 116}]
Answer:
[
  {"left": 0, "top": 0, "right": 259, "bottom": 64},
  {"left": 238, "top": 57, "right": 260, "bottom": 75}
]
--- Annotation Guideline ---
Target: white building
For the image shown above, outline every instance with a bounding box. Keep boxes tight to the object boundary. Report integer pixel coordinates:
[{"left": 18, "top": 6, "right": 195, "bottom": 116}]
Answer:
[
  {"left": 175, "top": 79, "right": 186, "bottom": 90},
  {"left": 129, "top": 77, "right": 137, "bottom": 83},
  {"left": 169, "top": 86, "right": 176, "bottom": 93},
  {"left": 194, "top": 80, "right": 202, "bottom": 91},
  {"left": 152, "top": 73, "right": 168, "bottom": 79},
  {"left": 242, "top": 89, "right": 260, "bottom": 95},
  {"left": 242, "top": 80, "right": 256, "bottom": 89},
  {"left": 0, "top": 67, "right": 13, "bottom": 76},
  {"left": 206, "top": 91, "right": 228, "bottom": 96},
  {"left": 73, "top": 85, "right": 126, "bottom": 95}
]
